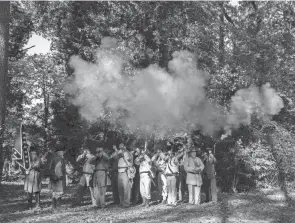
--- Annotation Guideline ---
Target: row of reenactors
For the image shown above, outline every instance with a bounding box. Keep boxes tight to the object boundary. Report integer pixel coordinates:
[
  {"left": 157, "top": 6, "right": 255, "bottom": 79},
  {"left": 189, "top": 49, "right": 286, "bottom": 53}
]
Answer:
[{"left": 23, "top": 140, "right": 217, "bottom": 211}]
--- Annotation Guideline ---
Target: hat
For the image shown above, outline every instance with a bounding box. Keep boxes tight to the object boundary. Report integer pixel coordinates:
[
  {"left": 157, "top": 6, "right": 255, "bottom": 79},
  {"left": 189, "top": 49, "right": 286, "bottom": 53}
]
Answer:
[{"left": 189, "top": 147, "right": 201, "bottom": 153}]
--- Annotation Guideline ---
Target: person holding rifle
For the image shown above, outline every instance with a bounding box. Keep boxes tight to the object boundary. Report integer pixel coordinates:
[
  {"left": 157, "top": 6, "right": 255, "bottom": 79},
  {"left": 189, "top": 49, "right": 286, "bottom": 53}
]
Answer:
[
  {"left": 184, "top": 147, "right": 204, "bottom": 205},
  {"left": 71, "top": 144, "right": 96, "bottom": 207},
  {"left": 24, "top": 146, "right": 42, "bottom": 210},
  {"left": 164, "top": 147, "right": 184, "bottom": 206},
  {"left": 109, "top": 143, "right": 120, "bottom": 205},
  {"left": 131, "top": 147, "right": 142, "bottom": 205},
  {"left": 92, "top": 144, "right": 109, "bottom": 209},
  {"left": 152, "top": 146, "right": 168, "bottom": 204},
  {"left": 202, "top": 147, "right": 218, "bottom": 203},
  {"left": 115, "top": 143, "right": 135, "bottom": 208},
  {"left": 134, "top": 149, "right": 153, "bottom": 207}
]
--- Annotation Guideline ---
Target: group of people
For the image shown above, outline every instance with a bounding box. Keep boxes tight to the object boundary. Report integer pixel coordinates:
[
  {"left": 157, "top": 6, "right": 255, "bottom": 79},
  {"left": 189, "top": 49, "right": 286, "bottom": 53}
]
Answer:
[{"left": 23, "top": 138, "right": 218, "bottom": 212}]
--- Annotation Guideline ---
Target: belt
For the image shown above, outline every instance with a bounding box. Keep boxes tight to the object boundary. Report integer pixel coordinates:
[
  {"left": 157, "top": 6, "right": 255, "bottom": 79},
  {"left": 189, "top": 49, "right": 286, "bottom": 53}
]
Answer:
[
  {"left": 140, "top": 171, "right": 150, "bottom": 174},
  {"left": 83, "top": 172, "right": 93, "bottom": 175},
  {"left": 118, "top": 167, "right": 128, "bottom": 169},
  {"left": 166, "top": 173, "right": 179, "bottom": 177},
  {"left": 188, "top": 171, "right": 198, "bottom": 174},
  {"left": 94, "top": 169, "right": 107, "bottom": 172}
]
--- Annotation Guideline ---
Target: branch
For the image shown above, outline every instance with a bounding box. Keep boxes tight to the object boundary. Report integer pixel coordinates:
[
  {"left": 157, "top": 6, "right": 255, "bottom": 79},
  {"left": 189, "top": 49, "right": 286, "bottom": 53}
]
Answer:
[
  {"left": 20, "top": 45, "right": 35, "bottom": 52},
  {"left": 220, "top": 3, "right": 235, "bottom": 27}
]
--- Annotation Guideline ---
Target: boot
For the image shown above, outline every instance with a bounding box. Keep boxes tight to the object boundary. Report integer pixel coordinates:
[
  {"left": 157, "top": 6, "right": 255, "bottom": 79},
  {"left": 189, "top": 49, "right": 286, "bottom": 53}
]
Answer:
[
  {"left": 26, "top": 199, "right": 33, "bottom": 210},
  {"left": 145, "top": 199, "right": 150, "bottom": 207},
  {"left": 140, "top": 197, "right": 146, "bottom": 206},
  {"left": 26, "top": 193, "right": 33, "bottom": 210},
  {"left": 34, "top": 192, "right": 41, "bottom": 210},
  {"left": 52, "top": 198, "right": 57, "bottom": 210},
  {"left": 161, "top": 199, "right": 167, "bottom": 205}
]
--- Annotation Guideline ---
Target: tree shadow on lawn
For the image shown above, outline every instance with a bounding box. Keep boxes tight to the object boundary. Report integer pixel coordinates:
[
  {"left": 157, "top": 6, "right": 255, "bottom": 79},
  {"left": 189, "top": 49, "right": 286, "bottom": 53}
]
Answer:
[{"left": 218, "top": 192, "right": 295, "bottom": 223}]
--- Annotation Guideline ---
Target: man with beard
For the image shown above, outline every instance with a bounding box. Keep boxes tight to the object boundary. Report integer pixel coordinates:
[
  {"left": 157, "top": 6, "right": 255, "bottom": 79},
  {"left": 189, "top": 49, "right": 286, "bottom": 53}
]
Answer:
[
  {"left": 48, "top": 141, "right": 66, "bottom": 211},
  {"left": 24, "top": 146, "right": 42, "bottom": 210},
  {"left": 184, "top": 148, "right": 204, "bottom": 205},
  {"left": 92, "top": 144, "right": 109, "bottom": 209},
  {"left": 71, "top": 144, "right": 96, "bottom": 207}
]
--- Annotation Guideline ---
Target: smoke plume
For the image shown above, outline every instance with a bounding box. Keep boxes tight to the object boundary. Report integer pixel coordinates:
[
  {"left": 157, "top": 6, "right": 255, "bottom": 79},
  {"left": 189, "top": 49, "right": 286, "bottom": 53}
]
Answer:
[
  {"left": 221, "top": 83, "right": 284, "bottom": 139},
  {"left": 65, "top": 37, "right": 221, "bottom": 138}
]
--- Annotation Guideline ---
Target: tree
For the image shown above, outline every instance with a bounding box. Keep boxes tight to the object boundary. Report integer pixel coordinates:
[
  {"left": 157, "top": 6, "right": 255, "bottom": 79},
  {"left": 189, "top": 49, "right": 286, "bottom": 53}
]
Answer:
[{"left": 0, "top": 1, "right": 10, "bottom": 183}]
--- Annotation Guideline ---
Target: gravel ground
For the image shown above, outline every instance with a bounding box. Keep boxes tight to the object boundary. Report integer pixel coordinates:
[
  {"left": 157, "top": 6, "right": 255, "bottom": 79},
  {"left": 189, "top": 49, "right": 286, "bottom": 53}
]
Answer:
[{"left": 0, "top": 182, "right": 294, "bottom": 223}]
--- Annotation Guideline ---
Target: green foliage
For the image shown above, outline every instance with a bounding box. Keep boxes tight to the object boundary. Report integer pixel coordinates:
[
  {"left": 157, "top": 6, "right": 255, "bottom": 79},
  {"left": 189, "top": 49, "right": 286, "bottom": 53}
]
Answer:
[{"left": 5, "top": 1, "right": 295, "bottom": 190}]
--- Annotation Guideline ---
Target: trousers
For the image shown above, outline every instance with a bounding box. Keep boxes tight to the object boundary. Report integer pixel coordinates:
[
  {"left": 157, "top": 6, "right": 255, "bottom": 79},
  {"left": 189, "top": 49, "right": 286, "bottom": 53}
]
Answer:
[
  {"left": 166, "top": 175, "right": 177, "bottom": 205},
  {"left": 111, "top": 171, "right": 120, "bottom": 204},
  {"left": 93, "top": 171, "right": 107, "bottom": 208},
  {"left": 188, "top": 184, "right": 201, "bottom": 204},
  {"left": 118, "top": 172, "right": 133, "bottom": 207},
  {"left": 158, "top": 172, "right": 167, "bottom": 200},
  {"left": 204, "top": 178, "right": 218, "bottom": 202},
  {"left": 140, "top": 173, "right": 151, "bottom": 200},
  {"left": 178, "top": 172, "right": 187, "bottom": 201}
]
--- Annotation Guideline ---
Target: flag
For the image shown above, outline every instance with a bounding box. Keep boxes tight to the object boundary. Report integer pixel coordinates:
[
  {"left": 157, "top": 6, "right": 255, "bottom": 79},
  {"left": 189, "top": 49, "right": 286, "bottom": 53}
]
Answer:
[{"left": 12, "top": 124, "right": 30, "bottom": 170}]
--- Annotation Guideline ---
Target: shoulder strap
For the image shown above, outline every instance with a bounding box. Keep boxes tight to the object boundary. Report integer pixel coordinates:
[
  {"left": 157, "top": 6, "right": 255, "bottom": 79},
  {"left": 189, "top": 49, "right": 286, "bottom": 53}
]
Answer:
[{"left": 167, "top": 159, "right": 175, "bottom": 174}]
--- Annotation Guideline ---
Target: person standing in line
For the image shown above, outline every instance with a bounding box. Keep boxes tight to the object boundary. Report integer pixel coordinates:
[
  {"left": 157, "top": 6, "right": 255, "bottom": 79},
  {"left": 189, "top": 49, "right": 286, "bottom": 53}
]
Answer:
[
  {"left": 178, "top": 145, "right": 189, "bottom": 203},
  {"left": 152, "top": 147, "right": 168, "bottom": 204},
  {"left": 131, "top": 147, "right": 143, "bottom": 205},
  {"left": 48, "top": 141, "right": 66, "bottom": 211},
  {"left": 134, "top": 150, "right": 152, "bottom": 207},
  {"left": 184, "top": 148, "right": 204, "bottom": 205},
  {"left": 109, "top": 144, "right": 120, "bottom": 205},
  {"left": 71, "top": 146, "right": 96, "bottom": 207},
  {"left": 24, "top": 146, "right": 42, "bottom": 210},
  {"left": 164, "top": 148, "right": 184, "bottom": 206},
  {"left": 116, "top": 143, "right": 135, "bottom": 208},
  {"left": 203, "top": 147, "right": 218, "bottom": 203},
  {"left": 92, "top": 145, "right": 109, "bottom": 209}
]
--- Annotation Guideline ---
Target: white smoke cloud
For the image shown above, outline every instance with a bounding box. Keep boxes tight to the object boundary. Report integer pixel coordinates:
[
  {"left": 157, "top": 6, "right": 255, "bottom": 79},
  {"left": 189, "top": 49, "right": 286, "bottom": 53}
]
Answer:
[
  {"left": 65, "top": 37, "right": 220, "bottom": 138},
  {"left": 222, "top": 83, "right": 284, "bottom": 139}
]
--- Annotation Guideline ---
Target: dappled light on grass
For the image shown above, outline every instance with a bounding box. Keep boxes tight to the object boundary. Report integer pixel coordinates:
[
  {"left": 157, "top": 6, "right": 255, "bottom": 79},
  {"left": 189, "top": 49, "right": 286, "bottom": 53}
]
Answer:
[{"left": 0, "top": 183, "right": 294, "bottom": 223}]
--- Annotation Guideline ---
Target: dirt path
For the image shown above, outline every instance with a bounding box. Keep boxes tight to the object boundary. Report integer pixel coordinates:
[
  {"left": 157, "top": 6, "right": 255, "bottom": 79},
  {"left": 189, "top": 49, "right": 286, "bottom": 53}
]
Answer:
[{"left": 0, "top": 182, "right": 294, "bottom": 223}]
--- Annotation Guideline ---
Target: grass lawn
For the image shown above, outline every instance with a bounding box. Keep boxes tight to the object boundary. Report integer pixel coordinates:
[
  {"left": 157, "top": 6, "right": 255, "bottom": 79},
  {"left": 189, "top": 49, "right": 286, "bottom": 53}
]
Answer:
[{"left": 0, "top": 181, "right": 294, "bottom": 223}]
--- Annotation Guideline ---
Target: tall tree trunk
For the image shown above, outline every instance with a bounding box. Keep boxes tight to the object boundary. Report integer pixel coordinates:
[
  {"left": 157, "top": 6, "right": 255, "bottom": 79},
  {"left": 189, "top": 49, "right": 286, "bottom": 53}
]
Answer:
[
  {"left": 0, "top": 1, "right": 10, "bottom": 184},
  {"left": 265, "top": 133, "right": 292, "bottom": 206}
]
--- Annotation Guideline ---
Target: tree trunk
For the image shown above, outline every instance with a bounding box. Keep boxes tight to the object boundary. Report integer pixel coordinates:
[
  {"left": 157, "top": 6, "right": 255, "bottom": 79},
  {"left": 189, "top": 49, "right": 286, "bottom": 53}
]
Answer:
[
  {"left": 0, "top": 1, "right": 10, "bottom": 184},
  {"left": 265, "top": 134, "right": 292, "bottom": 206}
]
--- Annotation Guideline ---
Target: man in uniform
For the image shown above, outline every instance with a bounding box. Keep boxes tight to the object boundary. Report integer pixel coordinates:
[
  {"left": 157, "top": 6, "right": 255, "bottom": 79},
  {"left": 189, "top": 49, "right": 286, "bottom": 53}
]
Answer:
[
  {"left": 152, "top": 147, "right": 168, "bottom": 204},
  {"left": 24, "top": 146, "right": 42, "bottom": 210},
  {"left": 184, "top": 148, "right": 204, "bottom": 205},
  {"left": 164, "top": 148, "right": 184, "bottom": 206},
  {"left": 134, "top": 150, "right": 152, "bottom": 207},
  {"left": 131, "top": 147, "right": 142, "bottom": 205},
  {"left": 92, "top": 144, "right": 109, "bottom": 208},
  {"left": 116, "top": 143, "right": 135, "bottom": 208},
  {"left": 203, "top": 147, "right": 218, "bottom": 202},
  {"left": 71, "top": 145, "right": 96, "bottom": 207},
  {"left": 48, "top": 141, "right": 66, "bottom": 211},
  {"left": 109, "top": 144, "right": 120, "bottom": 204}
]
